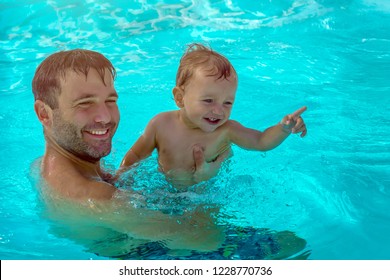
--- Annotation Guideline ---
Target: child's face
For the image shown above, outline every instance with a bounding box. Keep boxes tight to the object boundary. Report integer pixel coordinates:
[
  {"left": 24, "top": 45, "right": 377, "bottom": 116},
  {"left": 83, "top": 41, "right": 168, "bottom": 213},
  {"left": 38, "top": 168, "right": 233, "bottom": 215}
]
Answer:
[{"left": 180, "top": 70, "right": 237, "bottom": 132}]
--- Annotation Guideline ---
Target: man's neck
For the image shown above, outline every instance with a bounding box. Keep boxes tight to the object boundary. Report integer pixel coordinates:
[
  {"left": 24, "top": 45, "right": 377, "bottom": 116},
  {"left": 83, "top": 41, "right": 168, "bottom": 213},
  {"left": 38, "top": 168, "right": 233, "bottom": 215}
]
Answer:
[{"left": 45, "top": 134, "right": 103, "bottom": 178}]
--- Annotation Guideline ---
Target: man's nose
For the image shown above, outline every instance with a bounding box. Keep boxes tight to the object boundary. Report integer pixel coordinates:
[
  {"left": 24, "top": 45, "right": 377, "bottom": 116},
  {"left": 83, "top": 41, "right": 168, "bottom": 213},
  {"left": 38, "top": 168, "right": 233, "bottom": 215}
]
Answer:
[{"left": 94, "top": 103, "right": 111, "bottom": 124}]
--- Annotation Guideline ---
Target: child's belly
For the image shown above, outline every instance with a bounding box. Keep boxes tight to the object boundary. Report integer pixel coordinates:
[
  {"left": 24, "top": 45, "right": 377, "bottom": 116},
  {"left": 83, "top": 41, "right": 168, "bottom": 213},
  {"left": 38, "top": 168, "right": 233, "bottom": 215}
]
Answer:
[
  {"left": 157, "top": 143, "right": 231, "bottom": 187},
  {"left": 157, "top": 150, "right": 199, "bottom": 184}
]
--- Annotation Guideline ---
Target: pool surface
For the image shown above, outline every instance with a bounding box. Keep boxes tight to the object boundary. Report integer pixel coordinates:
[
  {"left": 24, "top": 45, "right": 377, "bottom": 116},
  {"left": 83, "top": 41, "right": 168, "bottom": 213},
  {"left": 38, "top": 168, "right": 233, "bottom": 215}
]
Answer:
[{"left": 0, "top": 0, "right": 389, "bottom": 259}]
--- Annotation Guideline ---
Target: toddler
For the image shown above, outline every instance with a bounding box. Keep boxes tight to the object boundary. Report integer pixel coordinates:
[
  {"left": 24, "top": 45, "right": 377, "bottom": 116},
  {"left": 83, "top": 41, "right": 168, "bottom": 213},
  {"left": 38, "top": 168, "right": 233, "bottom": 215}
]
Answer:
[{"left": 120, "top": 43, "right": 307, "bottom": 187}]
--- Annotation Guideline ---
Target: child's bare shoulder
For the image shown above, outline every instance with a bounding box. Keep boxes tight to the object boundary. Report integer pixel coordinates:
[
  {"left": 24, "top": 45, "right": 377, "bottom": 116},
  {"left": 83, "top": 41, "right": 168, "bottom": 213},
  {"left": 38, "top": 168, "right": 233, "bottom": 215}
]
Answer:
[
  {"left": 224, "top": 119, "right": 242, "bottom": 129},
  {"left": 149, "top": 111, "right": 178, "bottom": 126},
  {"left": 223, "top": 119, "right": 246, "bottom": 137}
]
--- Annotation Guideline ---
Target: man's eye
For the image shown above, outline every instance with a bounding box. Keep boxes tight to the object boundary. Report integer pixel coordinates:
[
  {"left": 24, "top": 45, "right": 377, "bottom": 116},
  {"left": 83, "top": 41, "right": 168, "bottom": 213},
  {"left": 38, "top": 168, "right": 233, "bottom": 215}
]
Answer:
[
  {"left": 78, "top": 102, "right": 92, "bottom": 107},
  {"left": 106, "top": 99, "right": 117, "bottom": 104}
]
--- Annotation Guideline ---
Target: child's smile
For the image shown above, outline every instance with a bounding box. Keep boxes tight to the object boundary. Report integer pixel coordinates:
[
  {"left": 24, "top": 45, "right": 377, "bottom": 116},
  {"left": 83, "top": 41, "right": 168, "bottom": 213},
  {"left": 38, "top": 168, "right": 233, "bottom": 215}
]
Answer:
[{"left": 204, "top": 116, "right": 223, "bottom": 126}]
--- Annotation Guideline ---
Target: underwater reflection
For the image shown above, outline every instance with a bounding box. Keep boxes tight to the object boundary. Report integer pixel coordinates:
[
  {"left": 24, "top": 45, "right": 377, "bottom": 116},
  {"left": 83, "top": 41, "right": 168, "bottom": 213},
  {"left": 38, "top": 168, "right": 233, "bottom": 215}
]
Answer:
[{"left": 32, "top": 158, "right": 310, "bottom": 259}]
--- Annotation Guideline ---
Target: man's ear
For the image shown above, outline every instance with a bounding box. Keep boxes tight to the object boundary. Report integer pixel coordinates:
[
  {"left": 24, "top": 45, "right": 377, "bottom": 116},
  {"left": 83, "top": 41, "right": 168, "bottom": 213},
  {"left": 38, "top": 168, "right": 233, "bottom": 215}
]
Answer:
[
  {"left": 172, "top": 86, "right": 184, "bottom": 108},
  {"left": 34, "top": 100, "right": 53, "bottom": 127}
]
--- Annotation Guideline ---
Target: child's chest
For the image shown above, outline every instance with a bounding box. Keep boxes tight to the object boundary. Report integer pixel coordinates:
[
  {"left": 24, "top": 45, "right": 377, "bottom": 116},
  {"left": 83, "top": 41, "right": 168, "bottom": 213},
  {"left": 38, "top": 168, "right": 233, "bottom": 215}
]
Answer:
[{"left": 156, "top": 127, "right": 230, "bottom": 170}]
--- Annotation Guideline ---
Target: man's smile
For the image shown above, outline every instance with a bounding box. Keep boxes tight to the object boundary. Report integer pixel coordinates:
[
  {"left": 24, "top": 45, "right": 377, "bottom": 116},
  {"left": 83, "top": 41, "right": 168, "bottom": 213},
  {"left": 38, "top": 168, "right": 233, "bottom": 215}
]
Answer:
[{"left": 83, "top": 128, "right": 111, "bottom": 139}]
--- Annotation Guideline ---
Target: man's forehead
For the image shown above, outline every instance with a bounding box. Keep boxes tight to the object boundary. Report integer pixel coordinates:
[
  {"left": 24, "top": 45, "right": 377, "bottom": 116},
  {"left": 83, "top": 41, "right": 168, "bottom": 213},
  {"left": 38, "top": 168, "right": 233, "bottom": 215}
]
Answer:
[
  {"left": 61, "top": 68, "right": 111, "bottom": 81},
  {"left": 58, "top": 68, "right": 115, "bottom": 100}
]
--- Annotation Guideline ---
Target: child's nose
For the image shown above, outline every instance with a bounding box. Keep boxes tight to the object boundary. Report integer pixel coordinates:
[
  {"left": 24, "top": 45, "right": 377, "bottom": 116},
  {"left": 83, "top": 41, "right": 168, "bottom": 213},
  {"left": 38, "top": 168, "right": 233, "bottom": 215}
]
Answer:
[{"left": 212, "top": 104, "right": 223, "bottom": 115}]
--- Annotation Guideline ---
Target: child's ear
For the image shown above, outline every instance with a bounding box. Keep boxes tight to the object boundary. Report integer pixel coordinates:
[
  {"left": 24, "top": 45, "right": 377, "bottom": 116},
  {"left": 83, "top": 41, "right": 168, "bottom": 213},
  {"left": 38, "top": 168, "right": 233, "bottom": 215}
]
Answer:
[
  {"left": 34, "top": 100, "right": 53, "bottom": 127},
  {"left": 172, "top": 86, "right": 184, "bottom": 108}
]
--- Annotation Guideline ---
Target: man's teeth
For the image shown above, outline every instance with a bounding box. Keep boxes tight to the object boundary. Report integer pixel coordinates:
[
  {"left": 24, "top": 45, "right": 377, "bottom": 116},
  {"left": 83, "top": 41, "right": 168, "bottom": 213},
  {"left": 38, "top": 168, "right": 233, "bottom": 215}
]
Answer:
[{"left": 88, "top": 129, "right": 108, "bottom": 135}]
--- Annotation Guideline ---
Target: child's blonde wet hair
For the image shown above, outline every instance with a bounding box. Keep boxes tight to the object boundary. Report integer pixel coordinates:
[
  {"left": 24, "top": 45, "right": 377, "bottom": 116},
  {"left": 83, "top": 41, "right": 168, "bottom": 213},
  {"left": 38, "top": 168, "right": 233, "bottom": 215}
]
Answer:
[{"left": 175, "top": 43, "right": 236, "bottom": 88}]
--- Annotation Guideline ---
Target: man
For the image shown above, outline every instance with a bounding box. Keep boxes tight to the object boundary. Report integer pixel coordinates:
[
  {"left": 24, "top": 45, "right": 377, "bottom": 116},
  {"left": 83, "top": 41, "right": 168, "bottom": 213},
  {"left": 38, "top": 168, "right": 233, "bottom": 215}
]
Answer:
[{"left": 33, "top": 49, "right": 119, "bottom": 200}]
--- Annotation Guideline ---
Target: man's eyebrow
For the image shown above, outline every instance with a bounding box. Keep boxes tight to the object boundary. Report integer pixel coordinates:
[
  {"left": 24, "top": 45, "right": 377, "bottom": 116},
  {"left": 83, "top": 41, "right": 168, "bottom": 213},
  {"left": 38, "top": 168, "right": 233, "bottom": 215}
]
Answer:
[
  {"left": 73, "top": 92, "right": 118, "bottom": 103},
  {"left": 72, "top": 94, "right": 97, "bottom": 103}
]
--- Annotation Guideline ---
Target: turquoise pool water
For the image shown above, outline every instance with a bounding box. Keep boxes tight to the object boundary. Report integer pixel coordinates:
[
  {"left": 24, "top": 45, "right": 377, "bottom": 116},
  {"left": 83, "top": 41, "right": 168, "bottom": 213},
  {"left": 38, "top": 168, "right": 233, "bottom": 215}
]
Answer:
[{"left": 0, "top": 0, "right": 389, "bottom": 259}]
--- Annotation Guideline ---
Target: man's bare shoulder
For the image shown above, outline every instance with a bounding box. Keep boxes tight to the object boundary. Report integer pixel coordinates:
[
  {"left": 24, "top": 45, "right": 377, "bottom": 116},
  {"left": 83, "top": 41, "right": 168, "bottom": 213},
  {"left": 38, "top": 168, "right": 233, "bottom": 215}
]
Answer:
[
  {"left": 42, "top": 156, "right": 117, "bottom": 201},
  {"left": 50, "top": 171, "right": 117, "bottom": 200},
  {"left": 82, "top": 179, "right": 118, "bottom": 200}
]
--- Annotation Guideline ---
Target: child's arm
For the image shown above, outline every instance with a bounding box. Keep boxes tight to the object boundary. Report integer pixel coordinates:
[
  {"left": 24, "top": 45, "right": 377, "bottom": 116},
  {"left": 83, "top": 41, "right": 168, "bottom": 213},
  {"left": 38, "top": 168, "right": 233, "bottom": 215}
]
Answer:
[
  {"left": 228, "top": 106, "right": 307, "bottom": 151},
  {"left": 120, "top": 118, "right": 158, "bottom": 169}
]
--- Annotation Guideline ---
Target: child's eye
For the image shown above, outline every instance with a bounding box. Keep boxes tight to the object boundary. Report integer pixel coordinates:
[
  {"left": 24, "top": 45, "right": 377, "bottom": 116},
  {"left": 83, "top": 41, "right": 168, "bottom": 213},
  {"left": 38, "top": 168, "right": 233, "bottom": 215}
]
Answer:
[
  {"left": 203, "top": 99, "right": 213, "bottom": 103},
  {"left": 224, "top": 101, "right": 233, "bottom": 106}
]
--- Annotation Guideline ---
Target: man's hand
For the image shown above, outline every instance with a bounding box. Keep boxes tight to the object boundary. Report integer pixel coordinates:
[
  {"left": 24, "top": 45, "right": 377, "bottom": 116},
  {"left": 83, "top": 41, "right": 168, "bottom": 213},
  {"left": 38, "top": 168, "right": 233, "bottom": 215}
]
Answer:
[
  {"left": 192, "top": 145, "right": 230, "bottom": 183},
  {"left": 280, "top": 106, "right": 307, "bottom": 137}
]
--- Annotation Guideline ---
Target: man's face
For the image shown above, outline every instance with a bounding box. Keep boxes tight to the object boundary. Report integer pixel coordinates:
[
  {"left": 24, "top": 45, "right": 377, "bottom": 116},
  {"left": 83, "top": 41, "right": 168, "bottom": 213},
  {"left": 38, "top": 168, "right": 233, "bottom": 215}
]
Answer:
[{"left": 50, "top": 68, "right": 120, "bottom": 162}]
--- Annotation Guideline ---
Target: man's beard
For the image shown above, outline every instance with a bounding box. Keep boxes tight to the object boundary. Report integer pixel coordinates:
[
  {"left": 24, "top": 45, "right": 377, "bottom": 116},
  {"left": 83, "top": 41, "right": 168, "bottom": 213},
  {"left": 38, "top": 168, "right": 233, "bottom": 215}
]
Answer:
[{"left": 51, "top": 111, "right": 115, "bottom": 162}]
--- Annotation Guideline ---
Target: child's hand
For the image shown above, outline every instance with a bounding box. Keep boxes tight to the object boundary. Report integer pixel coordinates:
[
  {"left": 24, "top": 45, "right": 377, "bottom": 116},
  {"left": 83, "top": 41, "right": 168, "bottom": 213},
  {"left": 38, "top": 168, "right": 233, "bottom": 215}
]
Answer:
[{"left": 280, "top": 106, "right": 307, "bottom": 137}]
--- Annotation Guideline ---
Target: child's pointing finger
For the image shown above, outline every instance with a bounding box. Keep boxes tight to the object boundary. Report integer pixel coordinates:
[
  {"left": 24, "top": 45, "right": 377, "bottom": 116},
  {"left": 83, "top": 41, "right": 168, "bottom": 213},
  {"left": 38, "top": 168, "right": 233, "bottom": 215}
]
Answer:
[{"left": 291, "top": 106, "right": 307, "bottom": 119}]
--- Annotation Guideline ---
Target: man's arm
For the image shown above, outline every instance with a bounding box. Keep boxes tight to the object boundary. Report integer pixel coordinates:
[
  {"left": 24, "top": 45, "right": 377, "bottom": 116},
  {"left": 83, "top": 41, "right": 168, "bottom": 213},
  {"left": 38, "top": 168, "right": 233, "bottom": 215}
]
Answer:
[
  {"left": 102, "top": 195, "right": 224, "bottom": 251},
  {"left": 192, "top": 144, "right": 231, "bottom": 183}
]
